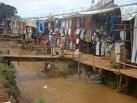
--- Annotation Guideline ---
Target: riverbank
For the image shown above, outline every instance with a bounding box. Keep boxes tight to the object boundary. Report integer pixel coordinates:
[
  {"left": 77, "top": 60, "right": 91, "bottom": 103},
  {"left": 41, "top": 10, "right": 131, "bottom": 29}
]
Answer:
[{"left": 0, "top": 59, "right": 20, "bottom": 103}]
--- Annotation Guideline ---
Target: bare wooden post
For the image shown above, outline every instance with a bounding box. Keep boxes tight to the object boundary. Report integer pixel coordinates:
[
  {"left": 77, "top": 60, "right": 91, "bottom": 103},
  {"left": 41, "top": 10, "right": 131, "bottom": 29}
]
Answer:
[
  {"left": 119, "top": 74, "right": 122, "bottom": 89},
  {"left": 87, "top": 42, "right": 89, "bottom": 54},
  {"left": 78, "top": 59, "right": 80, "bottom": 76}
]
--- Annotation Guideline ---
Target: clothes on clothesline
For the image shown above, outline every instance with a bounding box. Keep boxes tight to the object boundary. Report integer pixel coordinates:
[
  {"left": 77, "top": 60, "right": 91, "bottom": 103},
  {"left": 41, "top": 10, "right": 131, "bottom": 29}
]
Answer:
[{"left": 37, "top": 20, "right": 45, "bottom": 33}]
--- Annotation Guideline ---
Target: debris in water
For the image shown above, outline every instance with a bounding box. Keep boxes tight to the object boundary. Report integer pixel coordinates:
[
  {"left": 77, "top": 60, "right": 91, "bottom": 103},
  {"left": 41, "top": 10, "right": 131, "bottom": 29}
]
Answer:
[{"left": 42, "top": 85, "right": 48, "bottom": 89}]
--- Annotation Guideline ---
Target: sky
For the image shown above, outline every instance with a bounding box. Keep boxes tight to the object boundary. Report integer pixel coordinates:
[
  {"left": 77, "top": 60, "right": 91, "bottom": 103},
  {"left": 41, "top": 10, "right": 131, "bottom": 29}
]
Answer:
[
  {"left": 0, "top": 0, "right": 136, "bottom": 18},
  {"left": 0, "top": 0, "right": 92, "bottom": 18}
]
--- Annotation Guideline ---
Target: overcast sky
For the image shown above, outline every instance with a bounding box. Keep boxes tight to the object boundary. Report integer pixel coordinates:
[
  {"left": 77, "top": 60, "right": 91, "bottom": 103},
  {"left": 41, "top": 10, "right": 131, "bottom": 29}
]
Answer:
[
  {"left": 0, "top": 0, "right": 92, "bottom": 17},
  {"left": 0, "top": 0, "right": 136, "bottom": 18}
]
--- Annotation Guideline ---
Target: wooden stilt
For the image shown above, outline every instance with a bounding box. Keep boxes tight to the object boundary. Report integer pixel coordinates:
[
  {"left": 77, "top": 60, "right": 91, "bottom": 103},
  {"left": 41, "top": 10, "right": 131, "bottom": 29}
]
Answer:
[
  {"left": 87, "top": 42, "right": 89, "bottom": 54},
  {"left": 119, "top": 74, "right": 122, "bottom": 89},
  {"left": 78, "top": 60, "right": 80, "bottom": 76}
]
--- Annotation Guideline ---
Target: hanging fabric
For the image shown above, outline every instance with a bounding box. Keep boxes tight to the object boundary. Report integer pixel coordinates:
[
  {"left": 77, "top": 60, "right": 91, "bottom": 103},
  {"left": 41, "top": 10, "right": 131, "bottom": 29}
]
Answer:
[
  {"left": 96, "top": 41, "right": 100, "bottom": 56},
  {"left": 101, "top": 40, "right": 105, "bottom": 56},
  {"left": 131, "top": 15, "right": 137, "bottom": 63},
  {"left": 45, "top": 22, "right": 49, "bottom": 35},
  {"left": 37, "top": 20, "right": 45, "bottom": 33},
  {"left": 19, "top": 21, "right": 26, "bottom": 34},
  {"left": 80, "top": 28, "right": 86, "bottom": 40},
  {"left": 108, "top": 11, "right": 118, "bottom": 37},
  {"left": 115, "top": 42, "right": 121, "bottom": 62},
  {"left": 68, "top": 19, "right": 72, "bottom": 35}
]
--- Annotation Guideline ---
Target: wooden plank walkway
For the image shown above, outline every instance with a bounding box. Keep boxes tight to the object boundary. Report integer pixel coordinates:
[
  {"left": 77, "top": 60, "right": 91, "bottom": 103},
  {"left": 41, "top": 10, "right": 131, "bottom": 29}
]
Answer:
[{"left": 1, "top": 50, "right": 137, "bottom": 79}]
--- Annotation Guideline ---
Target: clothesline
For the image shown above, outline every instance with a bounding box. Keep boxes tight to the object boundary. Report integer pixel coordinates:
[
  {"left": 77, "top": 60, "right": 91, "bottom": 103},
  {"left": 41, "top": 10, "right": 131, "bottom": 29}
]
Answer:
[{"left": 22, "top": 3, "right": 137, "bottom": 20}]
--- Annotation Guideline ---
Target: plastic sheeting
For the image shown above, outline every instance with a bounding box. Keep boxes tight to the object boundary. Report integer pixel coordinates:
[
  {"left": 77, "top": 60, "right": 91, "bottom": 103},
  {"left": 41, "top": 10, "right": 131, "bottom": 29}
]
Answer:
[
  {"left": 120, "top": 4, "right": 137, "bottom": 21},
  {"left": 79, "top": 7, "right": 114, "bottom": 15}
]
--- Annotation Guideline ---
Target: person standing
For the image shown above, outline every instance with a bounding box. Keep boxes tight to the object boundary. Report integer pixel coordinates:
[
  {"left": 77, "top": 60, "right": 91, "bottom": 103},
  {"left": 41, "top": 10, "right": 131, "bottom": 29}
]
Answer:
[
  {"left": 43, "top": 39, "right": 49, "bottom": 54},
  {"left": 49, "top": 32, "right": 56, "bottom": 56},
  {"left": 59, "top": 36, "right": 65, "bottom": 57}
]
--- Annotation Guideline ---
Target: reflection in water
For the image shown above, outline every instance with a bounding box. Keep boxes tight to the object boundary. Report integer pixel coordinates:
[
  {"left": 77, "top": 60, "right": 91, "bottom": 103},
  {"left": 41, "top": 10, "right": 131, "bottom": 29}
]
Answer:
[{"left": 13, "top": 61, "right": 137, "bottom": 103}]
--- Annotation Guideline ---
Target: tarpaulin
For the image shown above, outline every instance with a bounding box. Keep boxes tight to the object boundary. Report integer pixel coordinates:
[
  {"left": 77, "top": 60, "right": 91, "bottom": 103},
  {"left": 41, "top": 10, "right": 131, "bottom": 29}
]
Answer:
[{"left": 120, "top": 4, "right": 137, "bottom": 21}]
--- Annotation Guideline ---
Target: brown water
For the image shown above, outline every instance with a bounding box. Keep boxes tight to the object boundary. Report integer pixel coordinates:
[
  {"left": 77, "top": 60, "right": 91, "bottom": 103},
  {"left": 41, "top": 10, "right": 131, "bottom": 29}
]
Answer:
[
  {"left": 13, "top": 61, "right": 137, "bottom": 103},
  {"left": 0, "top": 42, "right": 137, "bottom": 103}
]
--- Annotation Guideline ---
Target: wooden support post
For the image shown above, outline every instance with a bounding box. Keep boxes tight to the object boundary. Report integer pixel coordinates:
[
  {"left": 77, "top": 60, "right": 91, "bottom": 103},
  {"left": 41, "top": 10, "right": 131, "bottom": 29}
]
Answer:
[
  {"left": 130, "top": 21, "right": 133, "bottom": 51},
  {"left": 78, "top": 60, "right": 80, "bottom": 76},
  {"left": 17, "top": 45, "right": 23, "bottom": 65},
  {"left": 119, "top": 74, "right": 122, "bottom": 89},
  {"left": 123, "top": 23, "right": 126, "bottom": 69},
  {"left": 116, "top": 74, "right": 119, "bottom": 89},
  {"left": 125, "top": 76, "right": 128, "bottom": 88},
  {"left": 87, "top": 42, "right": 89, "bottom": 54}
]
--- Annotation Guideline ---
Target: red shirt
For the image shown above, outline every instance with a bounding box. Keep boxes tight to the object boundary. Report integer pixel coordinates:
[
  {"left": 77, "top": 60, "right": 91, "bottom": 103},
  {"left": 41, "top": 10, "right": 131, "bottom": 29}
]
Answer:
[{"left": 43, "top": 40, "right": 49, "bottom": 46}]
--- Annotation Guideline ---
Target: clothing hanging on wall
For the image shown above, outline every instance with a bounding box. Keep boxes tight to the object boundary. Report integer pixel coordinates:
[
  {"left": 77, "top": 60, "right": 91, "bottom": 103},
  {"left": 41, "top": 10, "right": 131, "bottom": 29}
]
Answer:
[
  {"left": 108, "top": 11, "right": 118, "bottom": 37},
  {"left": 80, "top": 28, "right": 86, "bottom": 40},
  {"left": 115, "top": 42, "right": 121, "bottom": 62},
  {"left": 19, "top": 21, "right": 26, "bottom": 34},
  {"left": 101, "top": 40, "right": 105, "bottom": 56},
  {"left": 37, "top": 20, "right": 45, "bottom": 33},
  {"left": 45, "top": 22, "right": 49, "bottom": 35},
  {"left": 96, "top": 41, "right": 100, "bottom": 56}
]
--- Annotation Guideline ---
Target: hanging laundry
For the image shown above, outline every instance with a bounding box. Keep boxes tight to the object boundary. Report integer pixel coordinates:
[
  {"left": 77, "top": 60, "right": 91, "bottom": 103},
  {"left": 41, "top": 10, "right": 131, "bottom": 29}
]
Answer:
[
  {"left": 85, "top": 34, "right": 92, "bottom": 42},
  {"left": 37, "top": 20, "right": 45, "bottom": 33},
  {"left": 96, "top": 14, "right": 105, "bottom": 28},
  {"left": 68, "top": 19, "right": 72, "bottom": 35},
  {"left": 80, "top": 28, "right": 86, "bottom": 40},
  {"left": 72, "top": 18, "right": 77, "bottom": 32},
  {"left": 60, "top": 28, "right": 65, "bottom": 37},
  {"left": 85, "top": 16, "right": 93, "bottom": 31},
  {"left": 66, "top": 38, "right": 70, "bottom": 48},
  {"left": 96, "top": 41, "right": 100, "bottom": 56},
  {"left": 76, "top": 28, "right": 81, "bottom": 35},
  {"left": 10, "top": 16, "right": 20, "bottom": 35},
  {"left": 45, "top": 22, "right": 49, "bottom": 35},
  {"left": 131, "top": 15, "right": 137, "bottom": 63},
  {"left": 101, "top": 40, "right": 105, "bottom": 56},
  {"left": 108, "top": 11, "right": 118, "bottom": 37},
  {"left": 70, "top": 40, "right": 73, "bottom": 50},
  {"left": 115, "top": 42, "right": 121, "bottom": 62},
  {"left": 19, "top": 21, "right": 26, "bottom": 34}
]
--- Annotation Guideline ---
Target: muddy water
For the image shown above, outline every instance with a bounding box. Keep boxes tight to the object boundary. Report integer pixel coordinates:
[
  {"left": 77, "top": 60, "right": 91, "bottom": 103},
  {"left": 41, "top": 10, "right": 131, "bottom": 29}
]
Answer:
[
  {"left": 13, "top": 61, "right": 137, "bottom": 103},
  {"left": 0, "top": 42, "right": 137, "bottom": 103}
]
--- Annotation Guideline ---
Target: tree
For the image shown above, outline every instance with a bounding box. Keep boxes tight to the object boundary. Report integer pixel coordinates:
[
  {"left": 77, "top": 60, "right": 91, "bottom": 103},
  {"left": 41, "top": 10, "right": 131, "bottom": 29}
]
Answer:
[
  {"left": 0, "top": 3, "right": 17, "bottom": 22},
  {"left": 0, "top": 3, "right": 17, "bottom": 33}
]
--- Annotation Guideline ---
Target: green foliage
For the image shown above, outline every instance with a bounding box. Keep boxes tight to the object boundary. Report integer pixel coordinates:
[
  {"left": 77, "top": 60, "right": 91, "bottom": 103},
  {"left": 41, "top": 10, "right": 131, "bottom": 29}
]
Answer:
[
  {"left": 0, "top": 62, "right": 16, "bottom": 80},
  {"left": 0, "top": 3, "right": 17, "bottom": 20},
  {"left": 33, "top": 98, "right": 47, "bottom": 103},
  {"left": 0, "top": 60, "right": 17, "bottom": 99}
]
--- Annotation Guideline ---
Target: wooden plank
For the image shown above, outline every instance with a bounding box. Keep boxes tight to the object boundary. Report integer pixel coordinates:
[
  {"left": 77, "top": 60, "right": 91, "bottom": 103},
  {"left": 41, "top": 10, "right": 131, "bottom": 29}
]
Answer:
[
  {"left": 120, "top": 69, "right": 137, "bottom": 79},
  {"left": 1, "top": 50, "right": 137, "bottom": 79}
]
